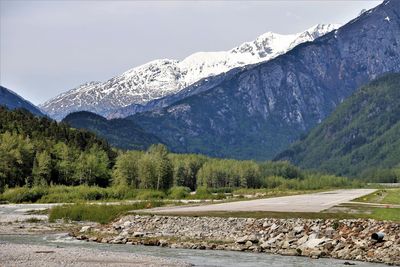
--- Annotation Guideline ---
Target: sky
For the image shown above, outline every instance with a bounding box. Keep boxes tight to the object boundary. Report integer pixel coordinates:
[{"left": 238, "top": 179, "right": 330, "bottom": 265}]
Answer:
[{"left": 0, "top": 0, "right": 383, "bottom": 105}]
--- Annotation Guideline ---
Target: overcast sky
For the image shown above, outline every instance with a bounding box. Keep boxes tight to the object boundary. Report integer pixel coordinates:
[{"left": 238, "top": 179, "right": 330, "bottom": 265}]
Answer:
[{"left": 0, "top": 0, "right": 382, "bottom": 105}]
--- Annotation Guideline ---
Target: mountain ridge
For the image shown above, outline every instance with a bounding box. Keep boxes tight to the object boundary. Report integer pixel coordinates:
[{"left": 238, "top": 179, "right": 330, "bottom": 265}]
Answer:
[
  {"left": 126, "top": 0, "right": 400, "bottom": 160},
  {"left": 62, "top": 111, "right": 162, "bottom": 151},
  {"left": 0, "top": 86, "right": 44, "bottom": 117},
  {"left": 40, "top": 24, "right": 339, "bottom": 120}
]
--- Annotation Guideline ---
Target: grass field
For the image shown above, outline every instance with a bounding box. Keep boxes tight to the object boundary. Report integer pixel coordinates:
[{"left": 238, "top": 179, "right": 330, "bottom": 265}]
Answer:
[
  {"left": 354, "top": 189, "right": 400, "bottom": 205},
  {"left": 49, "top": 202, "right": 164, "bottom": 224},
  {"left": 145, "top": 207, "right": 400, "bottom": 222}
]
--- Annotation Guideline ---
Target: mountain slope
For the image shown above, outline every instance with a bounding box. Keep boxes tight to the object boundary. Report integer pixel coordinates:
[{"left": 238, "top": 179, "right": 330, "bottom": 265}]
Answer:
[
  {"left": 275, "top": 73, "right": 400, "bottom": 177},
  {"left": 129, "top": 0, "right": 400, "bottom": 160},
  {"left": 40, "top": 24, "right": 339, "bottom": 120},
  {"left": 0, "top": 86, "right": 44, "bottom": 116},
  {"left": 62, "top": 111, "right": 162, "bottom": 150}
]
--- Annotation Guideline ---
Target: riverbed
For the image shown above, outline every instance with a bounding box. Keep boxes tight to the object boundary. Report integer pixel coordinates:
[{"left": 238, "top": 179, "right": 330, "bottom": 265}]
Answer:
[{"left": 0, "top": 233, "right": 386, "bottom": 267}]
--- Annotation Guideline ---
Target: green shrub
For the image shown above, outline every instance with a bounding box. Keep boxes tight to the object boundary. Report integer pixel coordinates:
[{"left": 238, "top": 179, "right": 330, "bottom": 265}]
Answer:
[
  {"left": 193, "top": 186, "right": 212, "bottom": 199},
  {"left": 168, "top": 186, "right": 191, "bottom": 199},
  {"left": 1, "top": 186, "right": 48, "bottom": 203},
  {"left": 135, "top": 190, "right": 166, "bottom": 200},
  {"left": 49, "top": 202, "right": 163, "bottom": 224}
]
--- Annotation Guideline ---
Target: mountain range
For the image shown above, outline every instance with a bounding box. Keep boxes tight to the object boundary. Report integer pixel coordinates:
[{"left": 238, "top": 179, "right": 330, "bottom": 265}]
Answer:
[
  {"left": 40, "top": 24, "right": 339, "bottom": 121},
  {"left": 275, "top": 73, "right": 400, "bottom": 178},
  {"left": 3, "top": 0, "right": 400, "bottom": 168},
  {"left": 0, "top": 86, "right": 44, "bottom": 117},
  {"left": 126, "top": 0, "right": 400, "bottom": 159}
]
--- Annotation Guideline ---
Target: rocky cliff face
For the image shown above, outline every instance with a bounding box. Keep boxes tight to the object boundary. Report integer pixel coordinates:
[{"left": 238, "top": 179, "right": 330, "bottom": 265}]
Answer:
[
  {"left": 131, "top": 0, "right": 400, "bottom": 160},
  {"left": 40, "top": 24, "right": 338, "bottom": 121}
]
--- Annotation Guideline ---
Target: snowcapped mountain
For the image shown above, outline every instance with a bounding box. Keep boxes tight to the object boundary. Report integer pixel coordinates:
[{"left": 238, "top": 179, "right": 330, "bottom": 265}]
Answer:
[{"left": 40, "top": 24, "right": 340, "bottom": 120}]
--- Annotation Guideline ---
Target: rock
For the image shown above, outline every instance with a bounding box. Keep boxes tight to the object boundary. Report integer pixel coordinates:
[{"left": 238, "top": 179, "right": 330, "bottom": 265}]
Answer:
[
  {"left": 236, "top": 236, "right": 248, "bottom": 244},
  {"left": 123, "top": 221, "right": 132, "bottom": 228},
  {"left": 132, "top": 232, "right": 145, "bottom": 237},
  {"left": 280, "top": 249, "right": 299, "bottom": 256},
  {"left": 159, "top": 239, "right": 168, "bottom": 247},
  {"left": 79, "top": 226, "right": 92, "bottom": 233},
  {"left": 297, "top": 235, "right": 309, "bottom": 245},
  {"left": 245, "top": 241, "right": 253, "bottom": 247},
  {"left": 310, "top": 250, "right": 322, "bottom": 258},
  {"left": 293, "top": 226, "right": 304, "bottom": 234},
  {"left": 301, "top": 238, "right": 328, "bottom": 249}
]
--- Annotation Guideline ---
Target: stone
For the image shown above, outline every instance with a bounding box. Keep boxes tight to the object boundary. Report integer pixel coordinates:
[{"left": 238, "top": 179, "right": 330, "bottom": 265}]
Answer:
[
  {"left": 245, "top": 241, "right": 253, "bottom": 247},
  {"left": 123, "top": 221, "right": 132, "bottom": 228},
  {"left": 236, "top": 236, "right": 248, "bottom": 244},
  {"left": 301, "top": 238, "right": 328, "bottom": 249},
  {"left": 297, "top": 234, "right": 309, "bottom": 245},
  {"left": 79, "top": 226, "right": 92, "bottom": 233},
  {"left": 132, "top": 232, "right": 145, "bottom": 237},
  {"left": 293, "top": 226, "right": 304, "bottom": 234}
]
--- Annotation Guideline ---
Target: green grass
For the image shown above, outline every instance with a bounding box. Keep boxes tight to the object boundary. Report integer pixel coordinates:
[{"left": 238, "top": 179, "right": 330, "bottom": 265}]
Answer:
[
  {"left": 49, "top": 202, "right": 164, "bottom": 224},
  {"left": 381, "top": 189, "right": 400, "bottom": 204},
  {"left": 149, "top": 207, "right": 400, "bottom": 222},
  {"left": 0, "top": 186, "right": 171, "bottom": 203},
  {"left": 354, "top": 189, "right": 400, "bottom": 205},
  {"left": 370, "top": 207, "right": 400, "bottom": 221}
]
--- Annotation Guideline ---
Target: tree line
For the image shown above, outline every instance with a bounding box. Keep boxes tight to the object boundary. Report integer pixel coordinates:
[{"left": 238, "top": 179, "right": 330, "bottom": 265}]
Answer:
[{"left": 0, "top": 107, "right": 359, "bottom": 193}]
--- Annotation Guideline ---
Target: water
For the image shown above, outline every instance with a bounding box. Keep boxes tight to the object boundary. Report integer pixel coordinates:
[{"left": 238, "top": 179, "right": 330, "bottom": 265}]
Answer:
[{"left": 0, "top": 233, "right": 385, "bottom": 267}]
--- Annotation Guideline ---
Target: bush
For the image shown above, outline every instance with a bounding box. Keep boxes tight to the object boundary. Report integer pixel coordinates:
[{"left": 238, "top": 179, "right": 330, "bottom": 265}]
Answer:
[
  {"left": 49, "top": 202, "right": 163, "bottom": 224},
  {"left": 168, "top": 186, "right": 191, "bottom": 199},
  {"left": 193, "top": 186, "right": 212, "bottom": 199},
  {"left": 1, "top": 186, "right": 48, "bottom": 203},
  {"left": 135, "top": 190, "right": 166, "bottom": 200}
]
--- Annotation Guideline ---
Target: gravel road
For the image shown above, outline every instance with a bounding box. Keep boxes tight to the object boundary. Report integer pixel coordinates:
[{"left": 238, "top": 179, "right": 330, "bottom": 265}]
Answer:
[{"left": 149, "top": 189, "right": 376, "bottom": 213}]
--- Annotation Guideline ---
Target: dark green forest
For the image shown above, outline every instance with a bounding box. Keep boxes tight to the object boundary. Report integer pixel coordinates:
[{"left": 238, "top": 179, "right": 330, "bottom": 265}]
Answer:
[
  {"left": 276, "top": 73, "right": 400, "bottom": 182},
  {"left": 0, "top": 106, "right": 357, "bottom": 200},
  {"left": 63, "top": 111, "right": 162, "bottom": 150}
]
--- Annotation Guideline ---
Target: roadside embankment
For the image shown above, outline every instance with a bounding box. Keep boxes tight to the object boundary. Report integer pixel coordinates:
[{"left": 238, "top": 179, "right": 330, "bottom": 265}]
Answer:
[{"left": 74, "top": 215, "right": 400, "bottom": 265}]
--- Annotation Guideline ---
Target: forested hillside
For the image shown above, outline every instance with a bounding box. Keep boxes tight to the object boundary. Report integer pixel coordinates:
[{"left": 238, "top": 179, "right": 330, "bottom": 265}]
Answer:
[
  {"left": 0, "top": 107, "right": 356, "bottom": 199},
  {"left": 0, "top": 107, "right": 116, "bottom": 190},
  {"left": 275, "top": 73, "right": 400, "bottom": 181},
  {"left": 63, "top": 111, "right": 162, "bottom": 150}
]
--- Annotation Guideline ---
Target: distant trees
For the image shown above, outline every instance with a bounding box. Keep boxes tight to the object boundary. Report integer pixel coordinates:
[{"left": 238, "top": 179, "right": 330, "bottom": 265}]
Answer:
[
  {"left": 197, "top": 159, "right": 261, "bottom": 189},
  {"left": 0, "top": 106, "right": 366, "bottom": 194},
  {"left": 169, "top": 154, "right": 206, "bottom": 190},
  {"left": 113, "top": 144, "right": 173, "bottom": 190}
]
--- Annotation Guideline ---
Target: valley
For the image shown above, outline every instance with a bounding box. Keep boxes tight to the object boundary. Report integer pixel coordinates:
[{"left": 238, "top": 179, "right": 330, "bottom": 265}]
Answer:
[{"left": 1, "top": 0, "right": 400, "bottom": 266}]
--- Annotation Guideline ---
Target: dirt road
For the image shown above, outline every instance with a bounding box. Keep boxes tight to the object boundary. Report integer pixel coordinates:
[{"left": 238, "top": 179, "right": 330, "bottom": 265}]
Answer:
[{"left": 150, "top": 189, "right": 376, "bottom": 213}]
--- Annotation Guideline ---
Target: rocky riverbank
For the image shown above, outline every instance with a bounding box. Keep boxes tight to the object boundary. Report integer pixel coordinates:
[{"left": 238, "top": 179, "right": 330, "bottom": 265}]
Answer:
[
  {"left": 0, "top": 242, "right": 191, "bottom": 267},
  {"left": 73, "top": 215, "right": 400, "bottom": 266}
]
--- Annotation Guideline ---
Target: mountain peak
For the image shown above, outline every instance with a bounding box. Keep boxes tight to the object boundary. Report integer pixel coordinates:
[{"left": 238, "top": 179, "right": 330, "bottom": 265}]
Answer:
[{"left": 40, "top": 23, "right": 340, "bottom": 121}]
